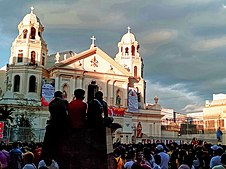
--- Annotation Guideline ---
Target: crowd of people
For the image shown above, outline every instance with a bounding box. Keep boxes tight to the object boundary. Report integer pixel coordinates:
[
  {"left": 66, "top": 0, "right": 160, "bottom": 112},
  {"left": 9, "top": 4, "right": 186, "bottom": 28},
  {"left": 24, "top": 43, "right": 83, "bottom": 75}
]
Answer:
[
  {"left": 0, "top": 89, "right": 225, "bottom": 169},
  {"left": 0, "top": 140, "right": 58, "bottom": 169},
  {"left": 0, "top": 139, "right": 225, "bottom": 169},
  {"left": 111, "top": 140, "right": 226, "bottom": 169}
]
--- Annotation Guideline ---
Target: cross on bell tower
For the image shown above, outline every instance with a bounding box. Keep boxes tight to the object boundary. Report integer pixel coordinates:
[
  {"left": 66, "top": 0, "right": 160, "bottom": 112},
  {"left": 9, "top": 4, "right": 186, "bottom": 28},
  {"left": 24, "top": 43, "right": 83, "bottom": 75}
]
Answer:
[
  {"left": 127, "top": 26, "right": 131, "bottom": 33},
  {"left": 30, "top": 6, "right": 34, "bottom": 14}
]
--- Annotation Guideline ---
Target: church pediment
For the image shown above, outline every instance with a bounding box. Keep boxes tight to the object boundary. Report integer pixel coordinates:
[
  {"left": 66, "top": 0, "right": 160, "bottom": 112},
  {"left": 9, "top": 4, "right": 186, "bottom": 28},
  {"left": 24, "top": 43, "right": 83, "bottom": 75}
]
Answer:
[{"left": 51, "top": 47, "right": 131, "bottom": 76}]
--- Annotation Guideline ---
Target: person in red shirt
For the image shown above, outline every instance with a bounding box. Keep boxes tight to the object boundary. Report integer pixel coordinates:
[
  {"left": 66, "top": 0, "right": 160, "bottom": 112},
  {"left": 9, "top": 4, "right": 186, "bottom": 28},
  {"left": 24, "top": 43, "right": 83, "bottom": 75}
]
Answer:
[{"left": 68, "top": 89, "right": 87, "bottom": 129}]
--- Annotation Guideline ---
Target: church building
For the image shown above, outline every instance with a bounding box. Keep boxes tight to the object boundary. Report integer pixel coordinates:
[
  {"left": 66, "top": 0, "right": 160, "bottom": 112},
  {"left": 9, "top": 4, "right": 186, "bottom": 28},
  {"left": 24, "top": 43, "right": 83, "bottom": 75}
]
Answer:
[{"left": 0, "top": 8, "right": 162, "bottom": 143}]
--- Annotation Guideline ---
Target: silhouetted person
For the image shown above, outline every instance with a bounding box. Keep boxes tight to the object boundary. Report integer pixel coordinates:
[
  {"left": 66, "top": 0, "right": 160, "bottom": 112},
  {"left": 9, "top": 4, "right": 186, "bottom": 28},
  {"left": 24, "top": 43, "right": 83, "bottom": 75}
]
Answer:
[
  {"left": 87, "top": 91, "right": 108, "bottom": 127},
  {"left": 68, "top": 89, "right": 87, "bottom": 129},
  {"left": 86, "top": 91, "right": 108, "bottom": 169},
  {"left": 42, "top": 91, "right": 69, "bottom": 164}
]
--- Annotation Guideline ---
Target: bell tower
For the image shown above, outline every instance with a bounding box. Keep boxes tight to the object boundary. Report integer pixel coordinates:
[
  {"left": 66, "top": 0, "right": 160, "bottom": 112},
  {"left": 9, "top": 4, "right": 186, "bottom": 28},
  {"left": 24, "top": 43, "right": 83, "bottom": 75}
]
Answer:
[
  {"left": 115, "top": 27, "right": 146, "bottom": 109},
  {"left": 115, "top": 27, "right": 143, "bottom": 78},
  {"left": 6, "top": 7, "right": 48, "bottom": 104}
]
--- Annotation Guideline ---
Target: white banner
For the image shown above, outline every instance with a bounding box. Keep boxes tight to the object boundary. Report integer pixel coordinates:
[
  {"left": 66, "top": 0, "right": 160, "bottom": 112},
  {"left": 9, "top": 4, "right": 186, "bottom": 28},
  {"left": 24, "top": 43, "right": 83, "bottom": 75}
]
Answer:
[
  {"left": 127, "top": 89, "right": 138, "bottom": 112},
  {"left": 123, "top": 117, "right": 133, "bottom": 133}
]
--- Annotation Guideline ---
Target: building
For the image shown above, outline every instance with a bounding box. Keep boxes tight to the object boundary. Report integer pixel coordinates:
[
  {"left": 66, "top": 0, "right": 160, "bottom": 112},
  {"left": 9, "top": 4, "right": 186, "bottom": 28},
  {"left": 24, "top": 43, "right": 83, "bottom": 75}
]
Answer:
[
  {"left": 0, "top": 7, "right": 163, "bottom": 143},
  {"left": 204, "top": 94, "right": 226, "bottom": 133}
]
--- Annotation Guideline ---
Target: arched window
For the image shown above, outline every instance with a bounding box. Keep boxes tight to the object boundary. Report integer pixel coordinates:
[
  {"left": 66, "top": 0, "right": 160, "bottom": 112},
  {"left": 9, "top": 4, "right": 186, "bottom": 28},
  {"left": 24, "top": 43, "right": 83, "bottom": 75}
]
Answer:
[
  {"left": 17, "top": 50, "right": 23, "bottom": 63},
  {"left": 30, "top": 27, "right": 36, "bottom": 39},
  {"left": 121, "top": 47, "right": 123, "bottom": 53},
  {"left": 116, "top": 89, "right": 122, "bottom": 105},
  {"left": 131, "top": 45, "right": 135, "bottom": 56},
  {"left": 13, "top": 75, "right": 20, "bottom": 92},
  {"left": 31, "top": 51, "right": 36, "bottom": 65},
  {"left": 42, "top": 53, "right": 45, "bottom": 66},
  {"left": 125, "top": 47, "right": 129, "bottom": 55},
  {"left": 134, "top": 66, "right": 137, "bottom": 78},
  {"left": 23, "top": 29, "right": 28, "bottom": 39},
  {"left": 62, "top": 84, "right": 69, "bottom": 100},
  {"left": 29, "top": 76, "right": 36, "bottom": 92}
]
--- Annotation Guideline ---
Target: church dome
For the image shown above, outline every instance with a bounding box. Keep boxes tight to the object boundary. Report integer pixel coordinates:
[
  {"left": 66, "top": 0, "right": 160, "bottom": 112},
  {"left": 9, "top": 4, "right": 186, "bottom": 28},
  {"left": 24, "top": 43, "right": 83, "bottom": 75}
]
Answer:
[
  {"left": 21, "top": 7, "right": 43, "bottom": 27},
  {"left": 121, "top": 27, "right": 136, "bottom": 44}
]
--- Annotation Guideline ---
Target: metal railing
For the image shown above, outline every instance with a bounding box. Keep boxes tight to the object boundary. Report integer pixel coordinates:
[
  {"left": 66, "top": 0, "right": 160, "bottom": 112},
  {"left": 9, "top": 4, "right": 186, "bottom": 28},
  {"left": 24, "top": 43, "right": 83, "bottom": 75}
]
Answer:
[{"left": 1, "top": 126, "right": 46, "bottom": 143}]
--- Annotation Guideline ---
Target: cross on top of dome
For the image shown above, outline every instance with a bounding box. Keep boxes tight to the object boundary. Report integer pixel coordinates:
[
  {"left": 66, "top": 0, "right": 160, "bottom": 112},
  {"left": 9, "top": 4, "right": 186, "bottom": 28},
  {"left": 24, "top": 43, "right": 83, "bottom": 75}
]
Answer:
[
  {"left": 127, "top": 26, "right": 131, "bottom": 33},
  {"left": 30, "top": 6, "right": 34, "bottom": 14}
]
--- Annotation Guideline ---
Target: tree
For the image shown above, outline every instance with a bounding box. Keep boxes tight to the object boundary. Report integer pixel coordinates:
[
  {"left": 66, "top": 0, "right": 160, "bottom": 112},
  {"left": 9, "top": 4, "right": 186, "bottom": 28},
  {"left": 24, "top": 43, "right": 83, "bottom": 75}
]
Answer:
[
  {"left": 0, "top": 105, "right": 15, "bottom": 140},
  {"left": 0, "top": 105, "right": 14, "bottom": 122},
  {"left": 17, "top": 113, "right": 36, "bottom": 142}
]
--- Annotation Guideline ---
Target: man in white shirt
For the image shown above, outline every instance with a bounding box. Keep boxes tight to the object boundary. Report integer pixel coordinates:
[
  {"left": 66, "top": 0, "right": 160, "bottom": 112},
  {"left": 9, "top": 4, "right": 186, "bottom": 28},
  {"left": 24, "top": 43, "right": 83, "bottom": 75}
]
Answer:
[
  {"left": 156, "top": 144, "right": 169, "bottom": 169},
  {"left": 38, "top": 157, "right": 59, "bottom": 169},
  {"left": 210, "top": 146, "right": 224, "bottom": 169}
]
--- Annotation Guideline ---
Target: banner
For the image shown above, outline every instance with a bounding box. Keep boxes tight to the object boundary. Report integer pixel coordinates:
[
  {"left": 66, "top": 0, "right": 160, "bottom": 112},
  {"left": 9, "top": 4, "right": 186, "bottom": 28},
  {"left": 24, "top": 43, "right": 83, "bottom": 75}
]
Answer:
[
  {"left": 123, "top": 116, "right": 132, "bottom": 133},
  {"left": 127, "top": 89, "right": 138, "bottom": 112},
  {"left": 0, "top": 122, "right": 4, "bottom": 138},
  {"left": 41, "top": 78, "right": 55, "bottom": 106},
  {"left": 108, "top": 107, "right": 126, "bottom": 116}
]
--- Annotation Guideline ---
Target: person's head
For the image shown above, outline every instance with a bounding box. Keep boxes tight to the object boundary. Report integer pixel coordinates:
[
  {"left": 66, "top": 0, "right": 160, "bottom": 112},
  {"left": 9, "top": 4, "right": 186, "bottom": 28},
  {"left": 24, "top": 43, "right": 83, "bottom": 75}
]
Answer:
[
  {"left": 143, "top": 147, "right": 151, "bottom": 160},
  {"left": 54, "top": 91, "right": 63, "bottom": 98},
  {"left": 221, "top": 153, "right": 226, "bottom": 165},
  {"left": 74, "top": 89, "right": 85, "bottom": 100},
  {"left": 215, "top": 146, "right": 224, "bottom": 156},
  {"left": 39, "top": 167, "right": 48, "bottom": 169},
  {"left": 126, "top": 150, "right": 135, "bottom": 160},
  {"left": 154, "top": 154, "right": 161, "bottom": 165},
  {"left": 95, "top": 91, "right": 103, "bottom": 100},
  {"left": 136, "top": 151, "right": 143, "bottom": 163},
  {"left": 43, "top": 156, "right": 53, "bottom": 166},
  {"left": 23, "top": 152, "right": 34, "bottom": 164},
  {"left": 12, "top": 141, "right": 19, "bottom": 149},
  {"left": 113, "top": 147, "right": 121, "bottom": 157},
  {"left": 156, "top": 144, "right": 164, "bottom": 152}
]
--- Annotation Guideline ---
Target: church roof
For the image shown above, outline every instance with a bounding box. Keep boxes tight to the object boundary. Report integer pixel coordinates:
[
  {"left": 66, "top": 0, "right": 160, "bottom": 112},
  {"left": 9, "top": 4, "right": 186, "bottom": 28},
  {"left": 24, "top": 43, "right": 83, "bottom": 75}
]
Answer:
[
  {"left": 48, "top": 47, "right": 131, "bottom": 76},
  {"left": 46, "top": 50, "right": 76, "bottom": 69}
]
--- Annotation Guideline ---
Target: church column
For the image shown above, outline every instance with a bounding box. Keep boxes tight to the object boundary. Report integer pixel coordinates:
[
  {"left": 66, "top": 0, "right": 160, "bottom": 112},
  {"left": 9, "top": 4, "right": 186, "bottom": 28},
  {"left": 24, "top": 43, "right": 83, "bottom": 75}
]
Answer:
[
  {"left": 106, "top": 80, "right": 110, "bottom": 104},
  {"left": 25, "top": 45, "right": 29, "bottom": 63},
  {"left": 78, "top": 77, "right": 82, "bottom": 89},
  {"left": 123, "top": 82, "right": 128, "bottom": 107},
  {"left": 112, "top": 81, "right": 117, "bottom": 106},
  {"left": 55, "top": 75, "right": 60, "bottom": 91},
  {"left": 21, "top": 73, "right": 26, "bottom": 94},
  {"left": 73, "top": 76, "right": 77, "bottom": 90},
  {"left": 109, "top": 81, "right": 114, "bottom": 106},
  {"left": 80, "top": 77, "right": 84, "bottom": 89},
  {"left": 70, "top": 77, "right": 75, "bottom": 100}
]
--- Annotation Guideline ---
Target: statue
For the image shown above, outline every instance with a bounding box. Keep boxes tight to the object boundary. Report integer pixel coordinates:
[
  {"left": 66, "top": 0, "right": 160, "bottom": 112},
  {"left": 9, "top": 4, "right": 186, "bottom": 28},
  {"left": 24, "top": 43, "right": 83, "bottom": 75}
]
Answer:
[
  {"left": 116, "top": 95, "right": 121, "bottom": 105},
  {"left": 55, "top": 52, "right": 60, "bottom": 63},
  {"left": 136, "top": 122, "right": 142, "bottom": 138}
]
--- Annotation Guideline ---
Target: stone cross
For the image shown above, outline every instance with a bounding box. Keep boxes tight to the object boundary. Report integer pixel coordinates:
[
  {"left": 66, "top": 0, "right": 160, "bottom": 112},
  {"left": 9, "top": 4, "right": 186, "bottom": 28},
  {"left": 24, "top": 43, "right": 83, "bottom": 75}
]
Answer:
[
  {"left": 127, "top": 26, "right": 131, "bottom": 33},
  {"left": 30, "top": 6, "right": 34, "bottom": 14},
  {"left": 91, "top": 36, "right": 96, "bottom": 46}
]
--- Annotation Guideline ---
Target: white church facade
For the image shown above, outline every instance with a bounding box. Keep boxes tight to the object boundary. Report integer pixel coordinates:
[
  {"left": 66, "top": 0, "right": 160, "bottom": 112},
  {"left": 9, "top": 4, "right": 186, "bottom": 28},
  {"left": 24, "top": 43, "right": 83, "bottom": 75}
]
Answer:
[{"left": 0, "top": 8, "right": 163, "bottom": 143}]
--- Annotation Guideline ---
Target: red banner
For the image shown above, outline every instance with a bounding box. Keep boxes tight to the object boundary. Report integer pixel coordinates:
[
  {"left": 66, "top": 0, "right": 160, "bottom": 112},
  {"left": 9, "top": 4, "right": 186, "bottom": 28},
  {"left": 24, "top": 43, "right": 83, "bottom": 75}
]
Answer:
[
  {"left": 0, "top": 122, "right": 4, "bottom": 133},
  {"left": 108, "top": 107, "right": 126, "bottom": 116}
]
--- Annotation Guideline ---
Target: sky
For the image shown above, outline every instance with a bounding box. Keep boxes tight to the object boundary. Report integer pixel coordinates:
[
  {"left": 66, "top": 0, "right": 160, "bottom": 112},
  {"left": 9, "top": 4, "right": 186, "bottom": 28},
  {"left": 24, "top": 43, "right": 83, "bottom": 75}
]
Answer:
[{"left": 1, "top": 0, "right": 226, "bottom": 113}]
